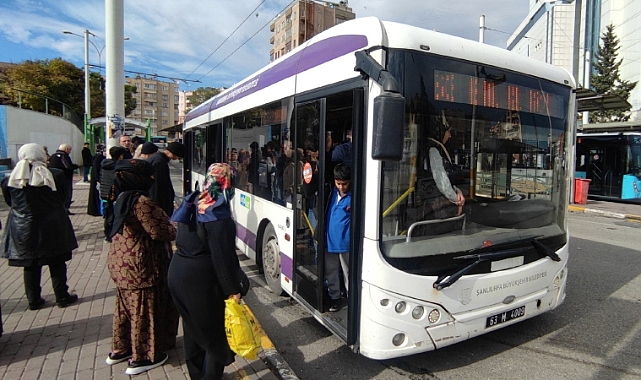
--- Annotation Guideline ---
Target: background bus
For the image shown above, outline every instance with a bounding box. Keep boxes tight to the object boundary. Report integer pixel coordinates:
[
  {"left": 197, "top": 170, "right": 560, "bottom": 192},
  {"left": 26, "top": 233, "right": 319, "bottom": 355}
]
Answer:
[
  {"left": 576, "top": 123, "right": 641, "bottom": 202},
  {"left": 151, "top": 135, "right": 168, "bottom": 149},
  {"left": 183, "top": 17, "right": 574, "bottom": 359}
]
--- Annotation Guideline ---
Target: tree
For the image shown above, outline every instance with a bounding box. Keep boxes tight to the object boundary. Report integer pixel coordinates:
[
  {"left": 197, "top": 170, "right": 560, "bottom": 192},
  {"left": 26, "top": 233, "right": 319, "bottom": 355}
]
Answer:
[
  {"left": 589, "top": 24, "right": 637, "bottom": 123},
  {"left": 0, "top": 58, "right": 137, "bottom": 120},
  {"left": 188, "top": 87, "right": 221, "bottom": 109},
  {"left": 0, "top": 58, "right": 84, "bottom": 116}
]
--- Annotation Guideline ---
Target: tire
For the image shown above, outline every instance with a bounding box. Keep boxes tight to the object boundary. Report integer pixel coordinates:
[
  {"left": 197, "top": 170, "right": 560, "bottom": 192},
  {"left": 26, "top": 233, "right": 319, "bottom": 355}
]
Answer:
[{"left": 262, "top": 224, "right": 284, "bottom": 295}]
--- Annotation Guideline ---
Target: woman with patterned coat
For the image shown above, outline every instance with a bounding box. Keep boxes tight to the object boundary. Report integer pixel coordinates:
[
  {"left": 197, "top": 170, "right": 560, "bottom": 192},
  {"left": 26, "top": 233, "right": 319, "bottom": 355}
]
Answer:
[{"left": 105, "top": 159, "right": 179, "bottom": 376}]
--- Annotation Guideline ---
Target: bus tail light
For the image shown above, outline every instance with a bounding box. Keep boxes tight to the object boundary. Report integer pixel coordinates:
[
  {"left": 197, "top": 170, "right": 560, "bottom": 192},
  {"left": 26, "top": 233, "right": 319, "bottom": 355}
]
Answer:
[
  {"left": 428, "top": 309, "right": 441, "bottom": 324},
  {"left": 412, "top": 306, "right": 425, "bottom": 319}
]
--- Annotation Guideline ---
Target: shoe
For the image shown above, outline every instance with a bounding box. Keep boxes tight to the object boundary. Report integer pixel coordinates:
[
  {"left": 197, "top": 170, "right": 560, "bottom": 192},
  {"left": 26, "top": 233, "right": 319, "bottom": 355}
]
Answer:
[
  {"left": 28, "top": 298, "right": 46, "bottom": 310},
  {"left": 56, "top": 294, "right": 79, "bottom": 308},
  {"left": 106, "top": 351, "right": 132, "bottom": 365},
  {"left": 329, "top": 298, "right": 342, "bottom": 312},
  {"left": 125, "top": 353, "right": 168, "bottom": 375}
]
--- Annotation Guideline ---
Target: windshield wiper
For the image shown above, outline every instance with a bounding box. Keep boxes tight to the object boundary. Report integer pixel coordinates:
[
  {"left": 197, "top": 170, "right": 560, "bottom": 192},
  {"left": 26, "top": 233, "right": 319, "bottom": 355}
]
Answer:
[
  {"left": 432, "top": 238, "right": 561, "bottom": 291},
  {"left": 433, "top": 247, "right": 529, "bottom": 290}
]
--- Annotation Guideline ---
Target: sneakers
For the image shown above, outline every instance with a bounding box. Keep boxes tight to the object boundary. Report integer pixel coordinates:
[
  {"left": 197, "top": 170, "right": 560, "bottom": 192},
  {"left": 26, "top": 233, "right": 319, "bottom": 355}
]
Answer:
[
  {"left": 125, "top": 353, "right": 168, "bottom": 375},
  {"left": 28, "top": 298, "right": 46, "bottom": 310},
  {"left": 56, "top": 294, "right": 79, "bottom": 308},
  {"left": 329, "top": 298, "right": 342, "bottom": 312},
  {"left": 105, "top": 351, "right": 132, "bottom": 365}
]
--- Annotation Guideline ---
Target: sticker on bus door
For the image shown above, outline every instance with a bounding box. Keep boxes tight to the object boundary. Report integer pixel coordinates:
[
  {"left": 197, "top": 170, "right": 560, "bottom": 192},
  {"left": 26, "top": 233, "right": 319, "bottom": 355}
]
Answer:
[{"left": 303, "top": 162, "right": 313, "bottom": 184}]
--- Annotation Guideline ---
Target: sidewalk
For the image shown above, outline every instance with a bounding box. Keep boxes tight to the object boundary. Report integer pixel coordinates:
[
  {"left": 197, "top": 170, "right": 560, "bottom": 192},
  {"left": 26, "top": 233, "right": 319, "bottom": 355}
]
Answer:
[
  {"left": 568, "top": 198, "right": 641, "bottom": 222},
  {"left": 0, "top": 176, "right": 298, "bottom": 380}
]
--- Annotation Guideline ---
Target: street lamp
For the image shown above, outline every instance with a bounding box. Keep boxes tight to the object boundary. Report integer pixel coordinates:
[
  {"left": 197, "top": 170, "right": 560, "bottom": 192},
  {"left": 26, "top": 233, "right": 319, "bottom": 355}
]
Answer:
[{"left": 63, "top": 29, "right": 100, "bottom": 150}]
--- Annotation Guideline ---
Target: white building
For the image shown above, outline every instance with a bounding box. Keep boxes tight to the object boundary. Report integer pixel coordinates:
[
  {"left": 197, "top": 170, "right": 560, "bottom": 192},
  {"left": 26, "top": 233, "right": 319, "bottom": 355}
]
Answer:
[{"left": 508, "top": 0, "right": 641, "bottom": 120}]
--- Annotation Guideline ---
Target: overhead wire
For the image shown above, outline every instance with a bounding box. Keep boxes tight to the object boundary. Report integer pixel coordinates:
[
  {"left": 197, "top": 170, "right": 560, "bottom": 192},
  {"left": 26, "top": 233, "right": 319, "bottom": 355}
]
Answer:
[
  {"left": 185, "top": 0, "right": 267, "bottom": 81},
  {"left": 195, "top": 1, "right": 293, "bottom": 83}
]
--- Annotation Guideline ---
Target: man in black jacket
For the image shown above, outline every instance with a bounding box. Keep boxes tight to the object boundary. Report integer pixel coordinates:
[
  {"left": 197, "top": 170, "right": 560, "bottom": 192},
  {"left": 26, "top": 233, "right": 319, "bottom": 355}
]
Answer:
[
  {"left": 49, "top": 143, "right": 78, "bottom": 214},
  {"left": 144, "top": 141, "right": 185, "bottom": 217},
  {"left": 81, "top": 142, "right": 92, "bottom": 182}
]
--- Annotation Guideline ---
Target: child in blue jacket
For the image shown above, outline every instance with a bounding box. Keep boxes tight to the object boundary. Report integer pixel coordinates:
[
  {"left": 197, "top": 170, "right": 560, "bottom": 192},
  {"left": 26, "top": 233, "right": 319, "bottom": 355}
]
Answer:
[{"left": 325, "top": 163, "right": 351, "bottom": 312}]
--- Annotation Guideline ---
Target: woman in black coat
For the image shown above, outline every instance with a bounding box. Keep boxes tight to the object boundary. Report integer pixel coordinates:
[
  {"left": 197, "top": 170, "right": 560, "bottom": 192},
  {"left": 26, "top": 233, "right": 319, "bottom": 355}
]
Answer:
[
  {"left": 87, "top": 145, "right": 105, "bottom": 216},
  {"left": 167, "top": 163, "right": 242, "bottom": 380},
  {"left": 1, "top": 143, "right": 79, "bottom": 310}
]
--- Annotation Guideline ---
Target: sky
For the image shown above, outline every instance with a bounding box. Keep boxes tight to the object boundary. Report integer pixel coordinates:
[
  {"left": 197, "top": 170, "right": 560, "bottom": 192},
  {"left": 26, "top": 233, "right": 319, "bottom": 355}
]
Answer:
[{"left": 0, "top": 0, "right": 530, "bottom": 91}]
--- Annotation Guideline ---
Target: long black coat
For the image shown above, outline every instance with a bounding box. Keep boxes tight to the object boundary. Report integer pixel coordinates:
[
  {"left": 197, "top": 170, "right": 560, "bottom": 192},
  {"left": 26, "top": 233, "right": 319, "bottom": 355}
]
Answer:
[
  {"left": 146, "top": 151, "right": 175, "bottom": 217},
  {"left": 87, "top": 153, "right": 104, "bottom": 216},
  {"left": 1, "top": 168, "right": 78, "bottom": 263}
]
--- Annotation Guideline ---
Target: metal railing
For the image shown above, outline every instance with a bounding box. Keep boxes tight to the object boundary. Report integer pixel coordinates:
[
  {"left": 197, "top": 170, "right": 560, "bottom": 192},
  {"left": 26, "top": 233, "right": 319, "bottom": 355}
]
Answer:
[{"left": 5, "top": 88, "right": 84, "bottom": 132}]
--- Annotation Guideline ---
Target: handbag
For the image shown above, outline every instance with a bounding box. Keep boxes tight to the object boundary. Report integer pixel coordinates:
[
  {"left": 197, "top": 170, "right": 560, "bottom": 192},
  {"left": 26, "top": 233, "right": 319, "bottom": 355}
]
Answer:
[{"left": 224, "top": 299, "right": 265, "bottom": 359}]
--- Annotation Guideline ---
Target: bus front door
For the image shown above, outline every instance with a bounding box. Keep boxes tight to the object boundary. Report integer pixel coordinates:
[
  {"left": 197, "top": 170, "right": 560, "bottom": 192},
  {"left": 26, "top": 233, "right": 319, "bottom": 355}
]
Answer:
[{"left": 293, "top": 99, "right": 327, "bottom": 313}]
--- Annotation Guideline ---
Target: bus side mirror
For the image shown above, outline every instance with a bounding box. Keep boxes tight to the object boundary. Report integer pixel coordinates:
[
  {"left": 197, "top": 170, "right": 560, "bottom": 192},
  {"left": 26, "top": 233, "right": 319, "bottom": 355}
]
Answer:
[{"left": 372, "top": 91, "right": 405, "bottom": 161}]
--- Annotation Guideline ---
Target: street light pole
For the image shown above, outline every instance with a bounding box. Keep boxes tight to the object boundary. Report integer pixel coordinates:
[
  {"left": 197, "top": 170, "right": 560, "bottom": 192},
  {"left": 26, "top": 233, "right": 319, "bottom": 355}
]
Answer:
[{"left": 83, "top": 29, "right": 92, "bottom": 150}]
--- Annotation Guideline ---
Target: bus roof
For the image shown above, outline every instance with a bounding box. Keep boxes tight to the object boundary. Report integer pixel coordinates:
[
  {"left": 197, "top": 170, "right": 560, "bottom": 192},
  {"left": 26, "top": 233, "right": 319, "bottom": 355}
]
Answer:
[{"left": 185, "top": 17, "right": 575, "bottom": 129}]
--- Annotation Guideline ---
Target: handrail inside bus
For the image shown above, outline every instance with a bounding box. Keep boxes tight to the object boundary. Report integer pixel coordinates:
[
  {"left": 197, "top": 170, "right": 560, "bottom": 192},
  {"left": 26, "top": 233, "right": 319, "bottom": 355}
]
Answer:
[
  {"left": 302, "top": 210, "right": 314, "bottom": 237},
  {"left": 382, "top": 187, "right": 414, "bottom": 218},
  {"left": 406, "top": 214, "right": 466, "bottom": 244}
]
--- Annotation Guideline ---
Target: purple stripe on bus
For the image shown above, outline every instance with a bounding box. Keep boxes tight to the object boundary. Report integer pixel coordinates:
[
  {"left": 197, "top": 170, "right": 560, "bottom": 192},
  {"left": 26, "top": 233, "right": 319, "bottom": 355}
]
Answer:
[
  {"left": 281, "top": 253, "right": 293, "bottom": 282},
  {"left": 185, "top": 34, "right": 368, "bottom": 123},
  {"left": 236, "top": 222, "right": 256, "bottom": 252},
  {"left": 236, "top": 221, "right": 291, "bottom": 280}
]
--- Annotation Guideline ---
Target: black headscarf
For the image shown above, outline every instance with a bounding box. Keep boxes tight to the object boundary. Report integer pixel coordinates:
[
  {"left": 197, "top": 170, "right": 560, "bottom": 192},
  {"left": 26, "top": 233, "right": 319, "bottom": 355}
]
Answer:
[{"left": 108, "top": 159, "right": 156, "bottom": 239}]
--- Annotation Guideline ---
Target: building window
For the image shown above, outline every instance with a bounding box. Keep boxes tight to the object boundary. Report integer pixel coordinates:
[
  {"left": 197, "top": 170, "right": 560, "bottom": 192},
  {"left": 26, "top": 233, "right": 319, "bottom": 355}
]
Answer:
[
  {"left": 162, "top": 85, "right": 169, "bottom": 91},
  {"left": 174, "top": 95, "right": 179, "bottom": 101},
  {"left": 162, "top": 119, "right": 168, "bottom": 125},
  {"left": 144, "top": 83, "right": 156, "bottom": 90}
]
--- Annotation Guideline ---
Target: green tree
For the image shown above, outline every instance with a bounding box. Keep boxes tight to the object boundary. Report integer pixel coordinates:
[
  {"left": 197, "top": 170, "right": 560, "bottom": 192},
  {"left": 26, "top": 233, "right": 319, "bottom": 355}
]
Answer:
[
  {"left": 589, "top": 24, "right": 637, "bottom": 122},
  {"left": 0, "top": 58, "right": 137, "bottom": 118},
  {"left": 188, "top": 87, "right": 221, "bottom": 109},
  {"left": 0, "top": 58, "right": 84, "bottom": 115}
]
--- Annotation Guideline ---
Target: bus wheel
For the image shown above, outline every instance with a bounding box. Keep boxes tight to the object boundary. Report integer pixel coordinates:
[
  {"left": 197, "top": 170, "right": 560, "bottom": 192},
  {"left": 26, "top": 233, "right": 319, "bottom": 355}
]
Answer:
[{"left": 262, "top": 224, "right": 283, "bottom": 295}]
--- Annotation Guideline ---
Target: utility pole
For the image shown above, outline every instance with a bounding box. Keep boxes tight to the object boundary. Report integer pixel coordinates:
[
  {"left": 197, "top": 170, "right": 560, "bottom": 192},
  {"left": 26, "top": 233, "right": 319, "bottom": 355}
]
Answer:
[
  {"left": 479, "top": 15, "right": 485, "bottom": 43},
  {"left": 105, "top": 0, "right": 125, "bottom": 153}
]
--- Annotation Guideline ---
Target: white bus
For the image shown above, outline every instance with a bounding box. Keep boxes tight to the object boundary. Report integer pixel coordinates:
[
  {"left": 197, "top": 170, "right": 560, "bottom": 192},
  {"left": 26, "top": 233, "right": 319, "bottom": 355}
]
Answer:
[{"left": 183, "top": 17, "right": 574, "bottom": 360}]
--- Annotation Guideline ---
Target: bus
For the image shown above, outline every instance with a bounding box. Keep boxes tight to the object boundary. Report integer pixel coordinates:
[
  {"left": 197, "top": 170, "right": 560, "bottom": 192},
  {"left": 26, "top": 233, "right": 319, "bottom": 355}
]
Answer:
[
  {"left": 183, "top": 17, "right": 574, "bottom": 359},
  {"left": 576, "top": 127, "right": 641, "bottom": 201},
  {"left": 151, "top": 135, "right": 168, "bottom": 149}
]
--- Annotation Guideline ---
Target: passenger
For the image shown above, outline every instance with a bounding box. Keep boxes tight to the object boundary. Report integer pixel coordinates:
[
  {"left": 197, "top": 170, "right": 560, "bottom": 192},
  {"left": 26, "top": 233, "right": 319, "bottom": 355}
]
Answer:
[
  {"left": 87, "top": 144, "right": 105, "bottom": 216},
  {"left": 105, "top": 159, "right": 178, "bottom": 376},
  {"left": 145, "top": 141, "right": 185, "bottom": 217},
  {"left": 1, "top": 143, "right": 79, "bottom": 310},
  {"left": 168, "top": 163, "right": 242, "bottom": 380}
]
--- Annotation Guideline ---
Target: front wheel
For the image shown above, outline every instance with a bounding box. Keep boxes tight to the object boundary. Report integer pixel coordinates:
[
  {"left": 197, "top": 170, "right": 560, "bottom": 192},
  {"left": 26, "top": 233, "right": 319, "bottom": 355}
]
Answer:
[{"left": 262, "top": 224, "right": 284, "bottom": 295}]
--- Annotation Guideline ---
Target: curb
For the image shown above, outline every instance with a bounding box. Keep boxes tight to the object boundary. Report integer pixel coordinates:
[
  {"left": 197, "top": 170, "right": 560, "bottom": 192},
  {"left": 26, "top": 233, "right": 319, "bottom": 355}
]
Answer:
[
  {"left": 262, "top": 347, "right": 300, "bottom": 380},
  {"left": 568, "top": 205, "right": 641, "bottom": 222}
]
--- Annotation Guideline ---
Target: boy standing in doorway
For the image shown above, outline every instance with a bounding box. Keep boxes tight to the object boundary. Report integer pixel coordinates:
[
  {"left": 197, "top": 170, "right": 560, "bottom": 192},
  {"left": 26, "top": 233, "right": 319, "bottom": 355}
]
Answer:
[{"left": 325, "top": 163, "right": 351, "bottom": 312}]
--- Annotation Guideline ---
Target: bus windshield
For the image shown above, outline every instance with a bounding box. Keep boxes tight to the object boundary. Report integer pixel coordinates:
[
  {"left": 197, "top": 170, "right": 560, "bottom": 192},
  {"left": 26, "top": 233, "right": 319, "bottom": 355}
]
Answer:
[{"left": 380, "top": 51, "right": 572, "bottom": 275}]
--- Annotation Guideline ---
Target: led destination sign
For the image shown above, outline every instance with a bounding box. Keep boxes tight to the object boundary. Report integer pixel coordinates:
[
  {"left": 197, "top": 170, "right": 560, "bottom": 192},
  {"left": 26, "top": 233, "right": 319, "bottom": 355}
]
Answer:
[{"left": 434, "top": 70, "right": 565, "bottom": 118}]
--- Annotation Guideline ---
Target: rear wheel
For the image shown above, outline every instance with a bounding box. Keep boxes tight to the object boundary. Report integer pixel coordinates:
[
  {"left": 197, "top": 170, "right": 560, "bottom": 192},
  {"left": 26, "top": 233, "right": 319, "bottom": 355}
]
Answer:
[{"left": 262, "top": 224, "right": 284, "bottom": 295}]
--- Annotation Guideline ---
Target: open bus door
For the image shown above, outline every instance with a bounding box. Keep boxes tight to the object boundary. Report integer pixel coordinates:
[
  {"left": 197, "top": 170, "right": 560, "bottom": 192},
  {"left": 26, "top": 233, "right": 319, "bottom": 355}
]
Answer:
[{"left": 292, "top": 88, "right": 363, "bottom": 345}]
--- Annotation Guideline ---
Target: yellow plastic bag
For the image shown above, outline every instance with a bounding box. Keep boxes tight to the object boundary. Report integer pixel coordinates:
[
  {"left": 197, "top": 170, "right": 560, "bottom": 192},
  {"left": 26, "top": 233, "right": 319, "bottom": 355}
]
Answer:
[{"left": 224, "top": 299, "right": 264, "bottom": 360}]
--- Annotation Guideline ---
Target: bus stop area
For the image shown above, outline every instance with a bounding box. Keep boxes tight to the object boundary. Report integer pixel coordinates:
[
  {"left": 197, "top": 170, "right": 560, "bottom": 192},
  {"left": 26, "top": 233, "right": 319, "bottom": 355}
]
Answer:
[
  {"left": 568, "top": 197, "right": 641, "bottom": 222},
  {"left": 0, "top": 175, "right": 299, "bottom": 380}
]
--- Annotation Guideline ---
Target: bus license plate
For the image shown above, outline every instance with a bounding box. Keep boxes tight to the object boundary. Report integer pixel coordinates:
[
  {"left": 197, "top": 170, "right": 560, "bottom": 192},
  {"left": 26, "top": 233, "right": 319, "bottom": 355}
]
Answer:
[{"left": 485, "top": 306, "right": 525, "bottom": 328}]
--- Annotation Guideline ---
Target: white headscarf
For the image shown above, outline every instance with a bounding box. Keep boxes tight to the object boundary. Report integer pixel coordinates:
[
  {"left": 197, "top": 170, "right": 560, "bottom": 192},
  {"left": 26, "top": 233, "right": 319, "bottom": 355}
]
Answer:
[{"left": 7, "top": 143, "right": 57, "bottom": 190}]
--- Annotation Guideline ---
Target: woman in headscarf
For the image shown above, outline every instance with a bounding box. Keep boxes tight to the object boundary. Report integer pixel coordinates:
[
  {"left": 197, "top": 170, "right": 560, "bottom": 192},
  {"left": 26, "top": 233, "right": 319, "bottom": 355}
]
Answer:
[
  {"left": 1, "top": 143, "right": 78, "bottom": 310},
  {"left": 87, "top": 144, "right": 105, "bottom": 216},
  {"left": 168, "top": 163, "right": 242, "bottom": 380},
  {"left": 105, "top": 159, "right": 178, "bottom": 376}
]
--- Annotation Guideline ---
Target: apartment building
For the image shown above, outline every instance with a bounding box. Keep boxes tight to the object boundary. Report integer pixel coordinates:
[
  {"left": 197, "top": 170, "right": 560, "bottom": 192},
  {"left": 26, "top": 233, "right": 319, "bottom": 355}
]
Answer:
[
  {"left": 124, "top": 75, "right": 180, "bottom": 136},
  {"left": 270, "top": 0, "right": 355, "bottom": 62},
  {"left": 507, "top": 0, "right": 641, "bottom": 120}
]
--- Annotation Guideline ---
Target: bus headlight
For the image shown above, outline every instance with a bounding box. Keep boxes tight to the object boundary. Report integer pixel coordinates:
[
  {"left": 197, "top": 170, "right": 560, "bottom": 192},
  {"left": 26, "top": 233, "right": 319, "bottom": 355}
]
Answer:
[
  {"left": 553, "top": 268, "right": 566, "bottom": 287},
  {"left": 395, "top": 301, "right": 406, "bottom": 313},
  {"left": 412, "top": 306, "right": 425, "bottom": 319},
  {"left": 380, "top": 299, "right": 390, "bottom": 307},
  {"left": 392, "top": 333, "right": 406, "bottom": 346},
  {"left": 428, "top": 309, "right": 441, "bottom": 324}
]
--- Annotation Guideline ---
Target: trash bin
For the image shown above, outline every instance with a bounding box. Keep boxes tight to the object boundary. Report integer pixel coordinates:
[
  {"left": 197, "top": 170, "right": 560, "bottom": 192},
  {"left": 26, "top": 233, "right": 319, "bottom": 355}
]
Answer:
[{"left": 574, "top": 178, "right": 591, "bottom": 204}]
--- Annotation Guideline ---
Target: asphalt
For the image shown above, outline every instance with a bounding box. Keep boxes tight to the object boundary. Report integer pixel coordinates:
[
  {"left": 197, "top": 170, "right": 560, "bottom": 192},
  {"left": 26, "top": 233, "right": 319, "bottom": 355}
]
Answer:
[{"left": 0, "top": 175, "right": 299, "bottom": 380}]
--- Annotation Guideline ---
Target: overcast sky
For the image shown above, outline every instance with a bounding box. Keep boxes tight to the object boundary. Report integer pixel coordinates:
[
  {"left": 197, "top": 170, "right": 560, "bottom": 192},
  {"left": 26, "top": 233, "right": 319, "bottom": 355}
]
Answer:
[{"left": 0, "top": 0, "right": 530, "bottom": 90}]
